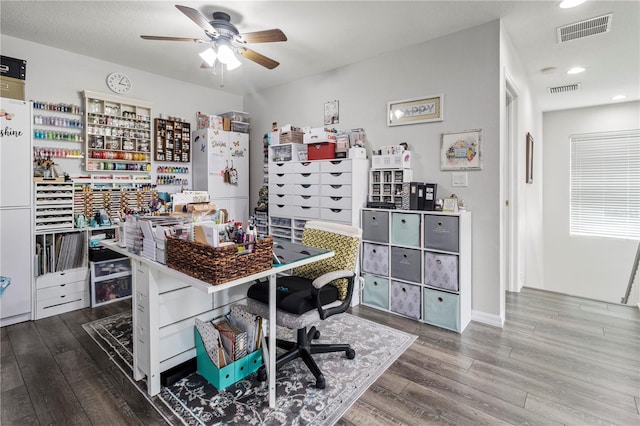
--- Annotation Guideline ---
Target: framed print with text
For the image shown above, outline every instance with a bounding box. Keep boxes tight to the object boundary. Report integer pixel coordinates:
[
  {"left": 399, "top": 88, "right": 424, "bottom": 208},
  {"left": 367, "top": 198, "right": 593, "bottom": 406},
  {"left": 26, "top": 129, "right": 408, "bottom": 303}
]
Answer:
[{"left": 387, "top": 94, "right": 443, "bottom": 126}]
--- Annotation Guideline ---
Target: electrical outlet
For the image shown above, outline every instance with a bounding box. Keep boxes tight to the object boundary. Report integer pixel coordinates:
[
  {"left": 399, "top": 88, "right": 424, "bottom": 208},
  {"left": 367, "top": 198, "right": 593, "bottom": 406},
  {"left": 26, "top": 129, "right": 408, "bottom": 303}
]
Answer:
[{"left": 452, "top": 172, "right": 468, "bottom": 187}]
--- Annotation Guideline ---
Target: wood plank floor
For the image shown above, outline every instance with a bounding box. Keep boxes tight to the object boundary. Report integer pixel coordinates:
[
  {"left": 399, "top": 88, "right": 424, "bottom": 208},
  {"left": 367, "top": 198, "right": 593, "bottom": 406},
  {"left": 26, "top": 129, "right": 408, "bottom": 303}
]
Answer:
[{"left": 2, "top": 287, "right": 639, "bottom": 425}]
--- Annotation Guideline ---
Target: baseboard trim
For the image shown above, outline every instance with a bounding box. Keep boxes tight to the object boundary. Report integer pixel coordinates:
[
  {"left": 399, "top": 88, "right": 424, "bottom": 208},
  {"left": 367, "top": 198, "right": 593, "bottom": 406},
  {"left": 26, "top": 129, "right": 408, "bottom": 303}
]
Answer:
[{"left": 471, "top": 310, "right": 504, "bottom": 328}]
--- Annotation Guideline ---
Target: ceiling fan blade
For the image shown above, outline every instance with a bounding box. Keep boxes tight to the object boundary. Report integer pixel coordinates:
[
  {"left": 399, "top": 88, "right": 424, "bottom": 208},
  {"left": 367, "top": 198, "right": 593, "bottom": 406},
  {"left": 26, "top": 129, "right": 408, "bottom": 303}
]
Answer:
[
  {"left": 175, "top": 4, "right": 218, "bottom": 36},
  {"left": 236, "top": 29, "right": 287, "bottom": 44},
  {"left": 237, "top": 47, "right": 280, "bottom": 69},
  {"left": 141, "top": 35, "right": 207, "bottom": 43}
]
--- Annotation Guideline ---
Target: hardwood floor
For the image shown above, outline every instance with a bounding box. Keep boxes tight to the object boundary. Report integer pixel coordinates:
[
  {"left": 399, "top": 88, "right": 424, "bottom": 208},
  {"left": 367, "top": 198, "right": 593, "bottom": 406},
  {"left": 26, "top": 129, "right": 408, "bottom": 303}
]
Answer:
[{"left": 2, "top": 287, "right": 638, "bottom": 425}]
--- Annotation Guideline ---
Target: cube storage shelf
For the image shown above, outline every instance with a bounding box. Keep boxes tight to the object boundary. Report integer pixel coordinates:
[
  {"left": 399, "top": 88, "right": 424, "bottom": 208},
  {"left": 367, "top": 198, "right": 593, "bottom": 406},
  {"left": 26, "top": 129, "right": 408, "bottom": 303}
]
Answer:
[
  {"left": 369, "top": 168, "right": 413, "bottom": 208},
  {"left": 360, "top": 208, "right": 471, "bottom": 332}
]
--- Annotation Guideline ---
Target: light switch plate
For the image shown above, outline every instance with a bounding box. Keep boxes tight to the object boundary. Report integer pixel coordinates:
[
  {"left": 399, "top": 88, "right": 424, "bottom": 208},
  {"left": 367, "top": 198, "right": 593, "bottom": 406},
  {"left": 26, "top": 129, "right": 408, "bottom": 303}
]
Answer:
[{"left": 452, "top": 172, "right": 468, "bottom": 187}]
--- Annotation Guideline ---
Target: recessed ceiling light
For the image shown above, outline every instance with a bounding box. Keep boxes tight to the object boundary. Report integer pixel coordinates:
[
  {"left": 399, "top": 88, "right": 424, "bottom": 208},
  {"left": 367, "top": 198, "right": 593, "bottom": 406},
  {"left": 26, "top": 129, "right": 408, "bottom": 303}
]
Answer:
[
  {"left": 611, "top": 94, "right": 627, "bottom": 100},
  {"left": 559, "top": 0, "right": 587, "bottom": 9},
  {"left": 567, "top": 66, "right": 586, "bottom": 74}
]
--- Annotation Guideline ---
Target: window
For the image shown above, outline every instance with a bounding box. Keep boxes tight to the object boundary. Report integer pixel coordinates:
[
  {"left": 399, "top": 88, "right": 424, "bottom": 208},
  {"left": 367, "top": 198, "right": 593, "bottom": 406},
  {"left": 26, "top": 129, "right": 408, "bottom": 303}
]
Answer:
[{"left": 570, "top": 130, "right": 640, "bottom": 240}]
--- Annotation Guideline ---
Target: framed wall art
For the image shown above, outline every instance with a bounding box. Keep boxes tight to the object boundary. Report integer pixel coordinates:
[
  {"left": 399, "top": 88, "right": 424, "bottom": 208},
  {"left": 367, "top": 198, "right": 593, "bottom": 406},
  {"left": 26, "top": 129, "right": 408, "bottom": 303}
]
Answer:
[
  {"left": 324, "top": 100, "right": 339, "bottom": 125},
  {"left": 440, "top": 129, "right": 482, "bottom": 170},
  {"left": 526, "top": 132, "right": 534, "bottom": 183},
  {"left": 387, "top": 94, "right": 443, "bottom": 126}
]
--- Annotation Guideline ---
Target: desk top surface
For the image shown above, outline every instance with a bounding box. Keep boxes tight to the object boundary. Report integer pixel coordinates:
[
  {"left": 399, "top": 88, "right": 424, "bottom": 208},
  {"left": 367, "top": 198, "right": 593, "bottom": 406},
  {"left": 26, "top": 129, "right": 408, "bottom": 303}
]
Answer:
[{"left": 101, "top": 240, "right": 334, "bottom": 294}]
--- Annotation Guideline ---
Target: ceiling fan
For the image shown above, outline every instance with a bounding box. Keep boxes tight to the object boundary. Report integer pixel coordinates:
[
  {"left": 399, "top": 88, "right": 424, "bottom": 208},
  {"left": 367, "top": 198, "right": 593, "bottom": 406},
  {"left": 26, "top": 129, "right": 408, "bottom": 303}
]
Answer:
[{"left": 141, "top": 5, "right": 287, "bottom": 70}]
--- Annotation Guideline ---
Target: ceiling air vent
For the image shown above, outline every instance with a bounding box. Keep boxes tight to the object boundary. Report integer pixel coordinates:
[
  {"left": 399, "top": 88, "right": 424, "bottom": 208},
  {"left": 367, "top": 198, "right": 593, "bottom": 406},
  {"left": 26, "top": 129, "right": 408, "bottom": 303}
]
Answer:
[
  {"left": 548, "top": 83, "right": 581, "bottom": 94},
  {"left": 557, "top": 13, "right": 612, "bottom": 43}
]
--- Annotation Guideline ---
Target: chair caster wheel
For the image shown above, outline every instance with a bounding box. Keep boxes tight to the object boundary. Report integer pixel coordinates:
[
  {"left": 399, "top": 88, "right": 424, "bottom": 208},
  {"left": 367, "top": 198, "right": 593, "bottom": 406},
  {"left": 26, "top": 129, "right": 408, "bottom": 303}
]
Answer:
[
  {"left": 346, "top": 348, "right": 356, "bottom": 359},
  {"left": 315, "top": 375, "right": 326, "bottom": 389},
  {"left": 312, "top": 330, "right": 320, "bottom": 340},
  {"left": 257, "top": 366, "right": 267, "bottom": 382}
]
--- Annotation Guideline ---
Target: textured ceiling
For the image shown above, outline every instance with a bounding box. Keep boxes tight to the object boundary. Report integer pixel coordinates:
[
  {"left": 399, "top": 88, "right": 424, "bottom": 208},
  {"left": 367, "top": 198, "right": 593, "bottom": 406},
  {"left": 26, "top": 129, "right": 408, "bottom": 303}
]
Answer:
[{"left": 1, "top": 1, "right": 638, "bottom": 111}]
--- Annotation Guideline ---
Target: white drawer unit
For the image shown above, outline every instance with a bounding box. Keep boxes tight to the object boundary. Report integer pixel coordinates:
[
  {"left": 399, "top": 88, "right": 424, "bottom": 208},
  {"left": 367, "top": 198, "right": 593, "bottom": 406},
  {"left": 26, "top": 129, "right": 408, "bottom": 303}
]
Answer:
[
  {"left": 268, "top": 158, "right": 368, "bottom": 241},
  {"left": 90, "top": 257, "right": 133, "bottom": 307},
  {"left": 34, "top": 229, "right": 89, "bottom": 319},
  {"left": 360, "top": 208, "right": 471, "bottom": 333}
]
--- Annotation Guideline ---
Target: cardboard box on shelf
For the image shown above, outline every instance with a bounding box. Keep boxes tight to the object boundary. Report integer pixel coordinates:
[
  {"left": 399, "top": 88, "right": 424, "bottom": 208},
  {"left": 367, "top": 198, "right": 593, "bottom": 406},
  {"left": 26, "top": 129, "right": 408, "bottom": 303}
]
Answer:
[{"left": 303, "top": 128, "right": 338, "bottom": 144}]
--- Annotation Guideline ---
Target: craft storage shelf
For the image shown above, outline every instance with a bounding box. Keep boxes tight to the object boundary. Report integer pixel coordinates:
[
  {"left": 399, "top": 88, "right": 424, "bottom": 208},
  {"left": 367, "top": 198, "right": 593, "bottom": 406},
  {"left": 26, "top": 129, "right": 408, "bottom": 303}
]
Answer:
[
  {"left": 72, "top": 177, "right": 158, "bottom": 219},
  {"left": 360, "top": 208, "right": 471, "bottom": 332},
  {"left": 90, "top": 257, "right": 132, "bottom": 307},
  {"left": 34, "top": 181, "right": 74, "bottom": 231},
  {"left": 369, "top": 168, "right": 413, "bottom": 208},
  {"left": 32, "top": 101, "right": 84, "bottom": 161},
  {"left": 268, "top": 158, "right": 368, "bottom": 243},
  {"left": 34, "top": 229, "right": 89, "bottom": 319},
  {"left": 154, "top": 118, "right": 191, "bottom": 162},
  {"left": 83, "top": 90, "right": 152, "bottom": 173}
]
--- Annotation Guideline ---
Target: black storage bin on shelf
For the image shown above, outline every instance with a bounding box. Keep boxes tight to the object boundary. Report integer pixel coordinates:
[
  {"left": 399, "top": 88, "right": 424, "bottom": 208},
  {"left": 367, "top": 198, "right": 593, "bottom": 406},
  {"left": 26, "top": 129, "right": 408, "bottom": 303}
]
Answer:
[
  {"left": 1, "top": 56, "right": 27, "bottom": 80},
  {"left": 89, "top": 246, "right": 125, "bottom": 262}
]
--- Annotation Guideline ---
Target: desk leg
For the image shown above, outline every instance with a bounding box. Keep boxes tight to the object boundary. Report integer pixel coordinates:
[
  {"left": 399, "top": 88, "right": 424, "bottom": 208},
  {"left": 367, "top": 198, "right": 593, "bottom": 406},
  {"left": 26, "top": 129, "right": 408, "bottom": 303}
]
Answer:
[
  {"left": 146, "top": 269, "right": 161, "bottom": 396},
  {"left": 268, "top": 273, "right": 276, "bottom": 408}
]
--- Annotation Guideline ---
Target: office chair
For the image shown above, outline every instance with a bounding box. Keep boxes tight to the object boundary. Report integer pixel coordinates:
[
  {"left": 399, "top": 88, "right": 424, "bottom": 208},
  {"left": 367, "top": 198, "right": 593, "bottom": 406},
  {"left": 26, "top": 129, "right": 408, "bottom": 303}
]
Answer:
[{"left": 245, "top": 220, "right": 362, "bottom": 389}]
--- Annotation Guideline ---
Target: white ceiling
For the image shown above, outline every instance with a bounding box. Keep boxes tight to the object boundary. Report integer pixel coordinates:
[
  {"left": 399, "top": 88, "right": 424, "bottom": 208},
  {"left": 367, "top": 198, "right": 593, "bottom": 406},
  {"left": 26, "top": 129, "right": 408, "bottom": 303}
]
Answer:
[{"left": 1, "top": 1, "right": 638, "bottom": 112}]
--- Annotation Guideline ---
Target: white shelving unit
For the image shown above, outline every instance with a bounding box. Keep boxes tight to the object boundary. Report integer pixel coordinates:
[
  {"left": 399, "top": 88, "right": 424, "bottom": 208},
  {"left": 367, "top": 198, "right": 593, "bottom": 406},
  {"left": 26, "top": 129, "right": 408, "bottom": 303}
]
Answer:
[
  {"left": 360, "top": 208, "right": 472, "bottom": 333},
  {"left": 368, "top": 168, "right": 413, "bottom": 208},
  {"left": 34, "top": 181, "right": 74, "bottom": 231}
]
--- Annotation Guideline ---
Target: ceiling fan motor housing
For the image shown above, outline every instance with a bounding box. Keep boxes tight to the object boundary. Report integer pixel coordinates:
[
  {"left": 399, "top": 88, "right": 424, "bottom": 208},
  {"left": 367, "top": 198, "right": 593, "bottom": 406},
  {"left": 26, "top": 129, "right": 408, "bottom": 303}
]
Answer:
[{"left": 209, "top": 12, "right": 239, "bottom": 40}]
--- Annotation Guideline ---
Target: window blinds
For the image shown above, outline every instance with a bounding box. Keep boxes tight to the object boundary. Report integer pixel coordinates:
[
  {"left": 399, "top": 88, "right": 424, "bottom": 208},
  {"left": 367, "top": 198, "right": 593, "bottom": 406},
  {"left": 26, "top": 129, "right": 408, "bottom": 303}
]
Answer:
[{"left": 570, "top": 130, "right": 640, "bottom": 240}]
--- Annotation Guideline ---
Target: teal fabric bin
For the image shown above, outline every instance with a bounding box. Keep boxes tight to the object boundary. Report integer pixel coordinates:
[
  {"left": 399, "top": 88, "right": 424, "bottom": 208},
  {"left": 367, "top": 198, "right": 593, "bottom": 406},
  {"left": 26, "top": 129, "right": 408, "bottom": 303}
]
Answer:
[
  {"left": 423, "top": 288, "right": 460, "bottom": 332},
  {"left": 391, "top": 212, "right": 421, "bottom": 247},
  {"left": 362, "top": 273, "right": 389, "bottom": 309},
  {"left": 195, "top": 328, "right": 263, "bottom": 390}
]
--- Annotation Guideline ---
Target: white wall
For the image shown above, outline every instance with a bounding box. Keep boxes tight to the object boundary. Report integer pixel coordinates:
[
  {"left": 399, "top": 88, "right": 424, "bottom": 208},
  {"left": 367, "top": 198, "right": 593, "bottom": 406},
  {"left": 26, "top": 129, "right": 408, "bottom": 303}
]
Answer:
[
  {"left": 499, "top": 23, "right": 543, "bottom": 306},
  {"left": 245, "top": 21, "right": 504, "bottom": 321},
  {"left": 1, "top": 35, "right": 243, "bottom": 187},
  {"left": 543, "top": 101, "right": 640, "bottom": 304}
]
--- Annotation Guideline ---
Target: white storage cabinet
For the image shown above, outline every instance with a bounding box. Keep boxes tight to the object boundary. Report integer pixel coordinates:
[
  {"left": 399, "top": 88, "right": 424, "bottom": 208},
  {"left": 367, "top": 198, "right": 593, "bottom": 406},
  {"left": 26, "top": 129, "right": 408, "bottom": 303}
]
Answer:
[{"left": 268, "top": 158, "right": 368, "bottom": 242}]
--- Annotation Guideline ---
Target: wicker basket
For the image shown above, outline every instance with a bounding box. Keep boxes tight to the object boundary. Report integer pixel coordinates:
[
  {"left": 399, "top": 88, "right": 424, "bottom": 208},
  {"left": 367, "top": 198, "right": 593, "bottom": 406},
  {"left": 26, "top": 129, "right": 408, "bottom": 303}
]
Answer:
[{"left": 166, "top": 236, "right": 273, "bottom": 286}]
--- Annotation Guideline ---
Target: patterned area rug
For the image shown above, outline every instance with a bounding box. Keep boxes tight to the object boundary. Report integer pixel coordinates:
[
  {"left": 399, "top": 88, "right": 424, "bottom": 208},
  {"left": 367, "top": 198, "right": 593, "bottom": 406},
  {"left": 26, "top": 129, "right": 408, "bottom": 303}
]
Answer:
[{"left": 83, "top": 311, "right": 416, "bottom": 425}]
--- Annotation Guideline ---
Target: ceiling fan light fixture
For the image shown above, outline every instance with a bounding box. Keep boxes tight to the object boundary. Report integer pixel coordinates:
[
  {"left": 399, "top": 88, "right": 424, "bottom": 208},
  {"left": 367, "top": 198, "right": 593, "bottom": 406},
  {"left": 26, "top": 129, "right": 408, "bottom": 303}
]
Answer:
[
  {"left": 225, "top": 54, "right": 242, "bottom": 70},
  {"left": 199, "top": 47, "right": 217, "bottom": 67},
  {"left": 217, "top": 43, "right": 236, "bottom": 65}
]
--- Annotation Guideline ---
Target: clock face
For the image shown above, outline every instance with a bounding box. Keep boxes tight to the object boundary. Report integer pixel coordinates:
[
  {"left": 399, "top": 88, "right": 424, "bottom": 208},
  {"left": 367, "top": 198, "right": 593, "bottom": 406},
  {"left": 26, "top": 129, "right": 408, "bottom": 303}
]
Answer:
[{"left": 107, "top": 72, "right": 132, "bottom": 94}]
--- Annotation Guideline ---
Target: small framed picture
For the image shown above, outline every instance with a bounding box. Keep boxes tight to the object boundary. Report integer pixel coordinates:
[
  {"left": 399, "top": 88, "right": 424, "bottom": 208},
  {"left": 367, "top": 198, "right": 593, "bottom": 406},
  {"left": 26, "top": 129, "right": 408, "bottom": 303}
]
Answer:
[
  {"left": 526, "top": 132, "right": 534, "bottom": 184},
  {"left": 442, "top": 197, "right": 459, "bottom": 213},
  {"left": 440, "top": 129, "right": 482, "bottom": 171}
]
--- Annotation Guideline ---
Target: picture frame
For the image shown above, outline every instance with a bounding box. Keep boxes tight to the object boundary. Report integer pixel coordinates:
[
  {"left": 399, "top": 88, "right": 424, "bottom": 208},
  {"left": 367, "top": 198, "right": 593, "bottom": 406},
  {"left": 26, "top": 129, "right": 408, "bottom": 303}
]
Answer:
[
  {"left": 442, "top": 197, "right": 459, "bottom": 213},
  {"left": 387, "top": 94, "right": 443, "bottom": 126},
  {"left": 440, "top": 129, "right": 482, "bottom": 170},
  {"left": 324, "top": 100, "right": 339, "bottom": 125},
  {"left": 526, "top": 132, "right": 534, "bottom": 184}
]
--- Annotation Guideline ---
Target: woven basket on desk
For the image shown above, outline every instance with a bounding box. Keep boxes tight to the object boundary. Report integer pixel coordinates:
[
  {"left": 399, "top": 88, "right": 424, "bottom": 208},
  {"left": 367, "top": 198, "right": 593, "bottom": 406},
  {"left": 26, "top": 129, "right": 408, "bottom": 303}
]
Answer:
[{"left": 166, "top": 236, "right": 273, "bottom": 286}]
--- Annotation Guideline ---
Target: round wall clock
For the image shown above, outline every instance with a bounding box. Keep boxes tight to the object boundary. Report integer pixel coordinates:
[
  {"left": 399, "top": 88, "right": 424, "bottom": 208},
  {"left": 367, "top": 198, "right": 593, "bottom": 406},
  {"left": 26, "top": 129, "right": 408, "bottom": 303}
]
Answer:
[{"left": 106, "top": 72, "right": 132, "bottom": 94}]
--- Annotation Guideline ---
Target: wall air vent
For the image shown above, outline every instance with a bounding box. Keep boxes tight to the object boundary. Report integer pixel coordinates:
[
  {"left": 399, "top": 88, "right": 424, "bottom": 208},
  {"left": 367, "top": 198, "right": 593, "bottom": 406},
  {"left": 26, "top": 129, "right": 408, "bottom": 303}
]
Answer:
[
  {"left": 548, "top": 83, "right": 581, "bottom": 94},
  {"left": 557, "top": 13, "right": 612, "bottom": 43}
]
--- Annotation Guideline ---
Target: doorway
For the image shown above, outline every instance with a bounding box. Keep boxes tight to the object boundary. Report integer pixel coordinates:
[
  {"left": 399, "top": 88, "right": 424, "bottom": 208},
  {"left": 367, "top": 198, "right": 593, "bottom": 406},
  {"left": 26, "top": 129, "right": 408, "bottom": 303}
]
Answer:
[{"left": 504, "top": 76, "right": 519, "bottom": 303}]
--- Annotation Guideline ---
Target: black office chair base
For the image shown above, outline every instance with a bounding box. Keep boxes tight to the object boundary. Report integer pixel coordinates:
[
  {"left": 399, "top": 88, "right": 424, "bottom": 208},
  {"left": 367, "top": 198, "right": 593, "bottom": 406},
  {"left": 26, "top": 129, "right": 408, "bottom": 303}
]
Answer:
[{"left": 256, "top": 326, "right": 355, "bottom": 389}]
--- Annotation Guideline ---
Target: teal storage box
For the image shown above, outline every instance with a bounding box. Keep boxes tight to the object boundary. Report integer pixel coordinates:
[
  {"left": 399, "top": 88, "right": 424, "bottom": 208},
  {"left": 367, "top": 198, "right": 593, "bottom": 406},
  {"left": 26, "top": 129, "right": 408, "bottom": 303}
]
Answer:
[
  {"left": 195, "top": 328, "right": 263, "bottom": 390},
  {"left": 391, "top": 212, "right": 421, "bottom": 247},
  {"left": 362, "top": 273, "right": 389, "bottom": 309},
  {"left": 423, "top": 288, "right": 460, "bottom": 332}
]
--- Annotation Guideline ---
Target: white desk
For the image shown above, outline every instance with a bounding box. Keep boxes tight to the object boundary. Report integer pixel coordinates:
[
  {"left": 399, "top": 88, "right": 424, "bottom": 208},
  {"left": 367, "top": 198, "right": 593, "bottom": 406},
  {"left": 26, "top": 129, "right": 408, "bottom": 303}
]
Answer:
[{"left": 101, "top": 240, "right": 333, "bottom": 408}]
